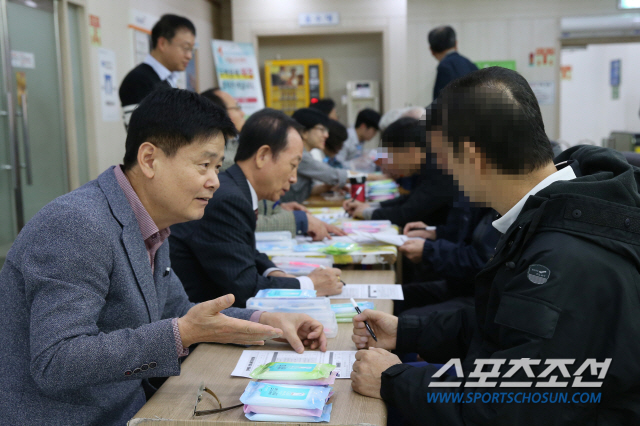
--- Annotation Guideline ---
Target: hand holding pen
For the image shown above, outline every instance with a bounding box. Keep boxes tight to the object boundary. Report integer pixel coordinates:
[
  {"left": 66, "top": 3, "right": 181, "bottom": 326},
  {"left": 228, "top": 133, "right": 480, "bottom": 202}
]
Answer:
[{"left": 351, "top": 302, "right": 399, "bottom": 350}]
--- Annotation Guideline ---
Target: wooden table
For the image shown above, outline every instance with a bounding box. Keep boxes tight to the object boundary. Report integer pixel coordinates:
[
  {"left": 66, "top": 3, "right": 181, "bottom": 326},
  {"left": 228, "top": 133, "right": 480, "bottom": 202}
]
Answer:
[
  {"left": 129, "top": 270, "right": 396, "bottom": 425},
  {"left": 303, "top": 195, "right": 346, "bottom": 208}
]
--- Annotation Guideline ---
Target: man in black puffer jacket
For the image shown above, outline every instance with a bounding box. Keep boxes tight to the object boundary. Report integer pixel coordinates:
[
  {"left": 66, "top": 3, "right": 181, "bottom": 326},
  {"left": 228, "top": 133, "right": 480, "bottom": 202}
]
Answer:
[{"left": 349, "top": 67, "right": 640, "bottom": 425}]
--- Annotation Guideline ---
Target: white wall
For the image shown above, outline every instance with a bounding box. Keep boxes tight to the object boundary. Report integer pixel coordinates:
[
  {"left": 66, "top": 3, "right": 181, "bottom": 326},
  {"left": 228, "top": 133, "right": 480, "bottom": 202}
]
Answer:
[
  {"left": 406, "top": 0, "right": 623, "bottom": 140},
  {"left": 560, "top": 43, "right": 640, "bottom": 146},
  {"left": 231, "top": 0, "right": 407, "bottom": 113},
  {"left": 85, "top": 0, "right": 215, "bottom": 176}
]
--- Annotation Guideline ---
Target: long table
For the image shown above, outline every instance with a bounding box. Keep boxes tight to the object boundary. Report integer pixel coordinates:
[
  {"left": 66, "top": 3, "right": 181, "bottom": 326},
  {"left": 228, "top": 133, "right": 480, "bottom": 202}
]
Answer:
[{"left": 129, "top": 270, "right": 395, "bottom": 425}]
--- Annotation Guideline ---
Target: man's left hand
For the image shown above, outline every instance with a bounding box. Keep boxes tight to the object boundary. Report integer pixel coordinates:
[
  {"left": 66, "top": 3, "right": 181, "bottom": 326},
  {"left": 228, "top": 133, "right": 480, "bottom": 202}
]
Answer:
[
  {"left": 399, "top": 239, "right": 426, "bottom": 263},
  {"left": 259, "top": 312, "right": 327, "bottom": 353},
  {"left": 325, "top": 223, "right": 347, "bottom": 236},
  {"left": 351, "top": 347, "right": 402, "bottom": 399}
]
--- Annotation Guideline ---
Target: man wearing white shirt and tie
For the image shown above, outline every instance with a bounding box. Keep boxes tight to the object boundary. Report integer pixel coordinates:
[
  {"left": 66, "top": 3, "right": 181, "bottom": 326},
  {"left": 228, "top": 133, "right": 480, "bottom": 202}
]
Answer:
[{"left": 119, "top": 15, "right": 195, "bottom": 129}]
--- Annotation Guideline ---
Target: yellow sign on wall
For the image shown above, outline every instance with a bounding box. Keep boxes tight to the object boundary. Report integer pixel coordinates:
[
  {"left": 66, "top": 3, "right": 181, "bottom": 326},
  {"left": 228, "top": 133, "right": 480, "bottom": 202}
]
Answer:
[{"left": 264, "top": 59, "right": 324, "bottom": 115}]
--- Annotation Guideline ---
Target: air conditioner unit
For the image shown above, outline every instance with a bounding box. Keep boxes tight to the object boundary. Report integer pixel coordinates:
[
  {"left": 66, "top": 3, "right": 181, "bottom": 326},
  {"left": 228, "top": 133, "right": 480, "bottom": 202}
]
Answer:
[{"left": 560, "top": 14, "right": 640, "bottom": 39}]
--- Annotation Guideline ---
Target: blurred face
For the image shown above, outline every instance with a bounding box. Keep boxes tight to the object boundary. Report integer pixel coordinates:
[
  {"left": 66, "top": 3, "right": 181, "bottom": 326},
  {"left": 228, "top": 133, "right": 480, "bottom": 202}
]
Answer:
[
  {"left": 379, "top": 145, "right": 425, "bottom": 178},
  {"left": 147, "top": 134, "right": 225, "bottom": 226},
  {"left": 429, "top": 128, "right": 490, "bottom": 204},
  {"left": 217, "top": 90, "right": 245, "bottom": 132},
  {"left": 328, "top": 108, "right": 338, "bottom": 120},
  {"left": 303, "top": 124, "right": 329, "bottom": 150},
  {"left": 258, "top": 129, "right": 304, "bottom": 201},
  {"left": 157, "top": 28, "right": 194, "bottom": 72}
]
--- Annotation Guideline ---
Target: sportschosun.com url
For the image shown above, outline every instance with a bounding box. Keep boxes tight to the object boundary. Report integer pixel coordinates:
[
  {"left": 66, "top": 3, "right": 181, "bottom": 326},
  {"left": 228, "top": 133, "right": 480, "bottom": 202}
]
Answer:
[{"left": 426, "top": 392, "right": 602, "bottom": 404}]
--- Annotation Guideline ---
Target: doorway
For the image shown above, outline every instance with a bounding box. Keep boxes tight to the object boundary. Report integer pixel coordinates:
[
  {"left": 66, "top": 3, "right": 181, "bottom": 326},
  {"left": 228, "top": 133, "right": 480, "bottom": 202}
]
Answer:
[
  {"left": 257, "top": 33, "right": 383, "bottom": 128},
  {"left": 0, "top": 0, "right": 89, "bottom": 264}
]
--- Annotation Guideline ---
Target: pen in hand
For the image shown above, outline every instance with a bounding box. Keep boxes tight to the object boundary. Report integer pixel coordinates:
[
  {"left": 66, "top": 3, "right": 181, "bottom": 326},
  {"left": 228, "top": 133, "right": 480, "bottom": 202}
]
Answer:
[
  {"left": 319, "top": 265, "right": 346, "bottom": 286},
  {"left": 351, "top": 297, "right": 377, "bottom": 342}
]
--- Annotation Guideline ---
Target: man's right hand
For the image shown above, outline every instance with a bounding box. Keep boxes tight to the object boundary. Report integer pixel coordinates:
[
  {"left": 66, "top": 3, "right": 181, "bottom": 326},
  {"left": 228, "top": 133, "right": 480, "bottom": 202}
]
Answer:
[
  {"left": 403, "top": 221, "right": 436, "bottom": 240},
  {"left": 177, "top": 294, "right": 283, "bottom": 347},
  {"left": 308, "top": 267, "right": 343, "bottom": 296},
  {"left": 343, "top": 200, "right": 370, "bottom": 218},
  {"left": 352, "top": 310, "right": 398, "bottom": 351}
]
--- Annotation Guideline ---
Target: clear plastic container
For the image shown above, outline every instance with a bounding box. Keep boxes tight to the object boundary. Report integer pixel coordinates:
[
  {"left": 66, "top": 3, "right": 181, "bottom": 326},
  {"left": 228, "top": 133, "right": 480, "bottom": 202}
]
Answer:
[
  {"left": 271, "top": 256, "right": 333, "bottom": 276},
  {"left": 255, "top": 231, "right": 293, "bottom": 242},
  {"left": 256, "top": 239, "right": 296, "bottom": 253},
  {"left": 247, "top": 297, "right": 331, "bottom": 311},
  {"left": 245, "top": 298, "right": 338, "bottom": 338},
  {"left": 254, "top": 289, "right": 318, "bottom": 299}
]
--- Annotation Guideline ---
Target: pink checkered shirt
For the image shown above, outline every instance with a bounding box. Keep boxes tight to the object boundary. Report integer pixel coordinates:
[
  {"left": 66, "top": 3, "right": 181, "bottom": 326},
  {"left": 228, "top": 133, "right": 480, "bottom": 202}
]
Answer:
[{"left": 113, "top": 165, "right": 189, "bottom": 357}]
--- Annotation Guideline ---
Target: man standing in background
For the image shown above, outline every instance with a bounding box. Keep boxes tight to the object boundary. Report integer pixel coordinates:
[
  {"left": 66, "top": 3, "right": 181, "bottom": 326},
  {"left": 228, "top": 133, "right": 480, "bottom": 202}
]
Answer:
[
  {"left": 119, "top": 14, "right": 196, "bottom": 128},
  {"left": 428, "top": 25, "right": 477, "bottom": 100}
]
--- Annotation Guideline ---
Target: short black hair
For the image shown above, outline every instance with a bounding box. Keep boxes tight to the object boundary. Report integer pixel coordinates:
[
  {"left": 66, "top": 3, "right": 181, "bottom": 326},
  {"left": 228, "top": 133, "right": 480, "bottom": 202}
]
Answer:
[
  {"left": 355, "top": 108, "right": 380, "bottom": 130},
  {"left": 123, "top": 88, "right": 236, "bottom": 171},
  {"left": 235, "top": 108, "right": 303, "bottom": 162},
  {"left": 432, "top": 66, "right": 554, "bottom": 174},
  {"left": 325, "top": 119, "right": 348, "bottom": 154},
  {"left": 151, "top": 14, "right": 196, "bottom": 49},
  {"left": 292, "top": 108, "right": 329, "bottom": 130},
  {"left": 200, "top": 88, "right": 226, "bottom": 110},
  {"left": 381, "top": 117, "right": 425, "bottom": 149},
  {"left": 309, "top": 98, "right": 335, "bottom": 116},
  {"left": 428, "top": 26, "right": 456, "bottom": 54}
]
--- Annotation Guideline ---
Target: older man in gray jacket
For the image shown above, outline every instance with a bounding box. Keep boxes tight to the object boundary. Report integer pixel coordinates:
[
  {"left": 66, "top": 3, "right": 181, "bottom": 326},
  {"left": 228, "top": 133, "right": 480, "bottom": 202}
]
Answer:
[{"left": 0, "top": 89, "right": 326, "bottom": 425}]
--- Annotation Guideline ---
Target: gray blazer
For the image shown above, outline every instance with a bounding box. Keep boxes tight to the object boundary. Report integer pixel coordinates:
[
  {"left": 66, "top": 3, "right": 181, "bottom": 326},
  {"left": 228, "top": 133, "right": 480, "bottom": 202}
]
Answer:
[{"left": 0, "top": 166, "right": 254, "bottom": 426}]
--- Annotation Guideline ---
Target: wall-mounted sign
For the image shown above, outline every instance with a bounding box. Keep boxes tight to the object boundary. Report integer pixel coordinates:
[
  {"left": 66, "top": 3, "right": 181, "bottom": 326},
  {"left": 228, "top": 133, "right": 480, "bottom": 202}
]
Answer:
[
  {"left": 560, "top": 65, "right": 572, "bottom": 81},
  {"left": 89, "top": 14, "right": 101, "bottom": 47},
  {"left": 11, "top": 51, "right": 35, "bottom": 69},
  {"left": 129, "top": 9, "right": 158, "bottom": 33},
  {"left": 299, "top": 12, "right": 339, "bottom": 27},
  {"left": 610, "top": 59, "right": 621, "bottom": 86},
  {"left": 475, "top": 60, "right": 516, "bottom": 71},
  {"left": 529, "top": 81, "right": 555, "bottom": 105},
  {"left": 98, "top": 48, "right": 120, "bottom": 122},
  {"left": 529, "top": 48, "right": 555, "bottom": 67},
  {"left": 212, "top": 40, "right": 264, "bottom": 116}
]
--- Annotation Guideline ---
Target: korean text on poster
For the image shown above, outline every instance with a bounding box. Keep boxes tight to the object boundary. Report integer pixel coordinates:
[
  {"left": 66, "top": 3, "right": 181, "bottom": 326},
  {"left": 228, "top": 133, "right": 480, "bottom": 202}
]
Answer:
[{"left": 212, "top": 40, "right": 265, "bottom": 116}]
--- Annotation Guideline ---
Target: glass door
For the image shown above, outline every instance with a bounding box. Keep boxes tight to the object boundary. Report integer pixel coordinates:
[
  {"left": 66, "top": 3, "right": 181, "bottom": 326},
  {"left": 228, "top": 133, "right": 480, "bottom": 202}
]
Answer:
[{"left": 0, "top": 0, "right": 68, "bottom": 255}]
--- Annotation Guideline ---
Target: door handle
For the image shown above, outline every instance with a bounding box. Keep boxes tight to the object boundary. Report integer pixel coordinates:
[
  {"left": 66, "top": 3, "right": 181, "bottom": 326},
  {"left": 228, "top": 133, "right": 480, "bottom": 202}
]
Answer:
[
  {"left": 20, "top": 93, "right": 32, "bottom": 185},
  {"left": 6, "top": 92, "right": 19, "bottom": 191}
]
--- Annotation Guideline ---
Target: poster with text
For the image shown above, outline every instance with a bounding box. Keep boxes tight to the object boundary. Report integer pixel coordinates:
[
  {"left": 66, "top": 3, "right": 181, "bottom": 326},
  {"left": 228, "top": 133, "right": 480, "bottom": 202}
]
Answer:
[
  {"left": 98, "top": 48, "right": 120, "bottom": 122},
  {"left": 212, "top": 40, "right": 264, "bottom": 116}
]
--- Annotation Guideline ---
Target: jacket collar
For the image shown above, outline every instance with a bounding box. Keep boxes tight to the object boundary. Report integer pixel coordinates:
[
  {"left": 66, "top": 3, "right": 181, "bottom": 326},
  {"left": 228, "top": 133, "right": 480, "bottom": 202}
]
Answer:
[
  {"left": 97, "top": 167, "right": 159, "bottom": 321},
  {"left": 492, "top": 164, "right": 577, "bottom": 234},
  {"left": 226, "top": 163, "right": 253, "bottom": 206}
]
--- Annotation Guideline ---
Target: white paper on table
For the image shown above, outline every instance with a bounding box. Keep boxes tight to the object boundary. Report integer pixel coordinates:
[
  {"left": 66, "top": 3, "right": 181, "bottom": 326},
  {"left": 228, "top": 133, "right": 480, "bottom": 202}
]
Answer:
[
  {"left": 329, "top": 284, "right": 404, "bottom": 300},
  {"left": 231, "top": 350, "right": 356, "bottom": 379}
]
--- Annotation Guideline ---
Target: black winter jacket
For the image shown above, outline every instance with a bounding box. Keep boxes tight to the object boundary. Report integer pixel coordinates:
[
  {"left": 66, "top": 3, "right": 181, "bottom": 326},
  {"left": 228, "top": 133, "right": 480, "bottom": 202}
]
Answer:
[{"left": 381, "top": 146, "right": 640, "bottom": 425}]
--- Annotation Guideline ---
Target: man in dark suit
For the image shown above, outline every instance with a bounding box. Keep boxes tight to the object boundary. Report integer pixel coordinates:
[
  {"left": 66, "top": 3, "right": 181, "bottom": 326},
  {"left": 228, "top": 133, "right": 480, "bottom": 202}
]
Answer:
[
  {"left": 429, "top": 25, "right": 478, "bottom": 100},
  {"left": 170, "top": 108, "right": 344, "bottom": 307},
  {"left": 119, "top": 14, "right": 195, "bottom": 128}
]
